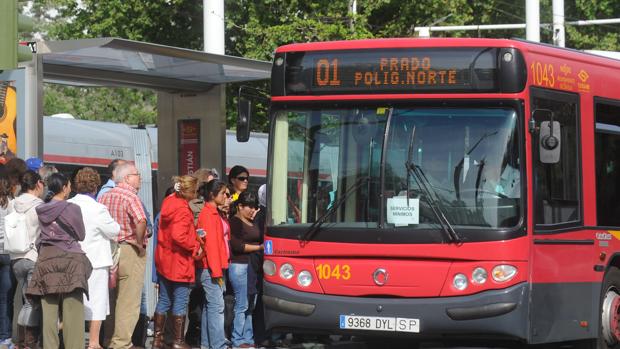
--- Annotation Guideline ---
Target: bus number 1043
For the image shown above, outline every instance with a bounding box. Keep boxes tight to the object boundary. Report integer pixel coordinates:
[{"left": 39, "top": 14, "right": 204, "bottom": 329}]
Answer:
[
  {"left": 315, "top": 59, "right": 342, "bottom": 87},
  {"left": 530, "top": 61, "right": 555, "bottom": 88},
  {"left": 315, "top": 263, "right": 351, "bottom": 280}
]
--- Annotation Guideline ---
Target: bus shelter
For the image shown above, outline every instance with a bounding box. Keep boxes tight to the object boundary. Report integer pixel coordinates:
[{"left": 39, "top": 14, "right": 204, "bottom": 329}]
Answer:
[{"left": 0, "top": 37, "right": 270, "bottom": 315}]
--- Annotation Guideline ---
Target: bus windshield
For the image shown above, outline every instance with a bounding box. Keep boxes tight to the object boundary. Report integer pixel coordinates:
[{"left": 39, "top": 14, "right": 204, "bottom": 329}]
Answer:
[{"left": 269, "top": 105, "right": 521, "bottom": 233}]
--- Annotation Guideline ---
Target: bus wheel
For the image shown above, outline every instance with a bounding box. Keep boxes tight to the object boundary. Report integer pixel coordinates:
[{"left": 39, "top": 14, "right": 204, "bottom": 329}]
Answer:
[{"left": 600, "top": 266, "right": 620, "bottom": 349}]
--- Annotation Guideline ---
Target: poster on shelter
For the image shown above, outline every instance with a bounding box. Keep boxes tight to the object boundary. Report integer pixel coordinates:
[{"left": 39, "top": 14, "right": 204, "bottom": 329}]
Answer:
[
  {"left": 178, "top": 119, "right": 201, "bottom": 175},
  {"left": 0, "top": 81, "right": 17, "bottom": 164}
]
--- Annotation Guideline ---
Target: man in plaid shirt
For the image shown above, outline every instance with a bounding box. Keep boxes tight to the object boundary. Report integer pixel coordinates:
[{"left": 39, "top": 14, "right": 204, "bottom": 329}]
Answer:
[{"left": 99, "top": 163, "right": 147, "bottom": 349}]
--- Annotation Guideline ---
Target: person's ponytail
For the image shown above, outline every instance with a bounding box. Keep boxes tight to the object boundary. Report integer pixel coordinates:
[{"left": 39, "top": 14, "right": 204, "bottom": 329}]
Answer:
[{"left": 44, "top": 173, "right": 69, "bottom": 203}]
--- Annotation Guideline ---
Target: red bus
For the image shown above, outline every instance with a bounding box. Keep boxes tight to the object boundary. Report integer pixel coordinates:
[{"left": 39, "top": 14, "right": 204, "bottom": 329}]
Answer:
[{"left": 241, "top": 38, "right": 620, "bottom": 348}]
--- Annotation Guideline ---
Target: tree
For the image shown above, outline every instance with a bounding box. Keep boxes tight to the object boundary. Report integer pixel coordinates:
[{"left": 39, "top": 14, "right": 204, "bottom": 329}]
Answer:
[
  {"left": 39, "top": 0, "right": 620, "bottom": 129},
  {"left": 41, "top": 0, "right": 204, "bottom": 124}
]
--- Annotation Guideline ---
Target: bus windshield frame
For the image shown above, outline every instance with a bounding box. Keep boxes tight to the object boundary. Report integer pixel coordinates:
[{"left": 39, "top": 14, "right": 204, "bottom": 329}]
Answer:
[{"left": 267, "top": 100, "right": 526, "bottom": 244}]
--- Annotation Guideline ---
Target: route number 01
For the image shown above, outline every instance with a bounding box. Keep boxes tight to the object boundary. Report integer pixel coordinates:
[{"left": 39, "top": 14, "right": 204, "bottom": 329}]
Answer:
[{"left": 315, "top": 59, "right": 342, "bottom": 86}]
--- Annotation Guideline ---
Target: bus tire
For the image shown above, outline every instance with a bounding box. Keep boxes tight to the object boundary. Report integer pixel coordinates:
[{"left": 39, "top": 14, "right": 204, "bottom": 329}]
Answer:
[{"left": 599, "top": 266, "right": 620, "bottom": 349}]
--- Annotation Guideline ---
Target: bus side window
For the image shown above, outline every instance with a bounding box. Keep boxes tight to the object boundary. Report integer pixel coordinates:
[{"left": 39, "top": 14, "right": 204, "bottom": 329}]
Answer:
[
  {"left": 531, "top": 87, "right": 581, "bottom": 229},
  {"left": 594, "top": 100, "right": 620, "bottom": 227}
]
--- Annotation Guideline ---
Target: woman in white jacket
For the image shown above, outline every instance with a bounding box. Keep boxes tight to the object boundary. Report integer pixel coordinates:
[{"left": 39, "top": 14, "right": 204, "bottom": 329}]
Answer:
[
  {"left": 10, "top": 170, "right": 44, "bottom": 349},
  {"left": 68, "top": 167, "right": 120, "bottom": 349}
]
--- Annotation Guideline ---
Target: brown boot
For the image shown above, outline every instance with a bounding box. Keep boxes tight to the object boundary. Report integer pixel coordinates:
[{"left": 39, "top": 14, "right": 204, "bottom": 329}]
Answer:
[
  {"left": 152, "top": 313, "right": 166, "bottom": 349},
  {"left": 13, "top": 325, "right": 25, "bottom": 349},
  {"left": 171, "top": 315, "right": 190, "bottom": 349},
  {"left": 23, "top": 326, "right": 39, "bottom": 349}
]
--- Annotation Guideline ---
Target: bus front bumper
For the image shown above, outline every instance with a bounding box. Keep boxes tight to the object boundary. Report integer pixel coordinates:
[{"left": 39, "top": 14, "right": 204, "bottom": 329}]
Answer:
[{"left": 263, "top": 280, "right": 529, "bottom": 341}]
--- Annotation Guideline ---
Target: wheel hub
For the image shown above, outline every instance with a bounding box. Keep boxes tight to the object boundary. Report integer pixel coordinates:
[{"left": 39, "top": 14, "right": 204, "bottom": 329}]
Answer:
[{"left": 602, "top": 288, "right": 620, "bottom": 345}]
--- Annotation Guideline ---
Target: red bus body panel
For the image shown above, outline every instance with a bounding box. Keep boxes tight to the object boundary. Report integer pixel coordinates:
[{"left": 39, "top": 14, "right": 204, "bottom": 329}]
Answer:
[{"left": 264, "top": 38, "right": 620, "bottom": 344}]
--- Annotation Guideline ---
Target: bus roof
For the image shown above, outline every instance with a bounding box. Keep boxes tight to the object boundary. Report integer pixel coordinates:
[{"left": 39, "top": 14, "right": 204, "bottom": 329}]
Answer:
[{"left": 276, "top": 37, "right": 620, "bottom": 68}]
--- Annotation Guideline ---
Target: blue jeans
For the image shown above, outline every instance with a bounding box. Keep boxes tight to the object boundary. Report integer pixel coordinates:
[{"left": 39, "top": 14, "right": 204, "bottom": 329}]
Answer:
[
  {"left": 0, "top": 254, "right": 16, "bottom": 341},
  {"left": 155, "top": 275, "right": 191, "bottom": 316},
  {"left": 12, "top": 258, "right": 39, "bottom": 327},
  {"left": 229, "top": 263, "right": 254, "bottom": 347},
  {"left": 199, "top": 268, "right": 227, "bottom": 349}
]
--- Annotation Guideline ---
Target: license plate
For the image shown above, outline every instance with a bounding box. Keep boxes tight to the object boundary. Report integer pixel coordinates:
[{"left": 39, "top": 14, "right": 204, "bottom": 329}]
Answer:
[{"left": 339, "top": 315, "right": 420, "bottom": 333}]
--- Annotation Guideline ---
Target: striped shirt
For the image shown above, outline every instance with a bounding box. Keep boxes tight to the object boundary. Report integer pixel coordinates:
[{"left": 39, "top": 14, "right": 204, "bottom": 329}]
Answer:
[{"left": 98, "top": 182, "right": 146, "bottom": 244}]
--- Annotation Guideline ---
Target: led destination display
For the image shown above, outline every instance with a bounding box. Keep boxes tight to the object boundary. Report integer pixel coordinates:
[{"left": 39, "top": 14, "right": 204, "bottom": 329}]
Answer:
[{"left": 283, "top": 47, "right": 502, "bottom": 95}]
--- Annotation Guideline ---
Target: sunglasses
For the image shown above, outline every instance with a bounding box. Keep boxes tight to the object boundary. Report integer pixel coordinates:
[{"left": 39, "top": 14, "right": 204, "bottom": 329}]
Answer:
[
  {"left": 236, "top": 176, "right": 249, "bottom": 182},
  {"left": 224, "top": 192, "right": 231, "bottom": 198}
]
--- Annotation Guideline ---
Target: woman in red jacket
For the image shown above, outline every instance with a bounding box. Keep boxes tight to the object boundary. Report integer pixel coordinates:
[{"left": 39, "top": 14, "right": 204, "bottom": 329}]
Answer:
[
  {"left": 153, "top": 175, "right": 201, "bottom": 349},
  {"left": 196, "top": 180, "right": 230, "bottom": 349}
]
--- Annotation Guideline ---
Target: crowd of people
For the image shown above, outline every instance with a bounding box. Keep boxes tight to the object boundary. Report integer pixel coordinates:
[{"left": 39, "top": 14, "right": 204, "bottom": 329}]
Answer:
[{"left": 0, "top": 157, "right": 267, "bottom": 349}]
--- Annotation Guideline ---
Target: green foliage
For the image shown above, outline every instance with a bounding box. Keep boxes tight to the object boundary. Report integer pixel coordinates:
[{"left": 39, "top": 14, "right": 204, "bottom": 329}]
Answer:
[
  {"left": 44, "top": 85, "right": 156, "bottom": 124},
  {"left": 38, "top": 0, "right": 620, "bottom": 130}
]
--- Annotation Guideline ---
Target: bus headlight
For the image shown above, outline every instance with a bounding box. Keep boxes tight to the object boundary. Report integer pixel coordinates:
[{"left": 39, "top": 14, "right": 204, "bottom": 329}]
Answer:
[
  {"left": 263, "top": 260, "right": 276, "bottom": 277},
  {"left": 453, "top": 273, "right": 468, "bottom": 290},
  {"left": 297, "top": 270, "right": 313, "bottom": 287},
  {"left": 472, "top": 267, "right": 488, "bottom": 284},
  {"left": 492, "top": 265, "right": 517, "bottom": 282},
  {"left": 279, "top": 263, "right": 295, "bottom": 280}
]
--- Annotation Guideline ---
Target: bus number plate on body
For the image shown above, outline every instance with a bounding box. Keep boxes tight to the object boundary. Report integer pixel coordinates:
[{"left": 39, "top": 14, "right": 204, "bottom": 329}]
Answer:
[{"left": 339, "top": 315, "right": 419, "bottom": 333}]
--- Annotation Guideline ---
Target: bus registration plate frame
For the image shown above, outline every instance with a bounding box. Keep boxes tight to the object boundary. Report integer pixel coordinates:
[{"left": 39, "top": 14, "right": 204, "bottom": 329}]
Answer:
[{"left": 339, "top": 315, "right": 420, "bottom": 333}]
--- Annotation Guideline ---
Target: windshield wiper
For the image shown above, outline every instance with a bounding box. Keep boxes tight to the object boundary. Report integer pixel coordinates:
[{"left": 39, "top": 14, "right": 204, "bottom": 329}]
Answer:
[
  {"left": 405, "top": 126, "right": 462, "bottom": 244},
  {"left": 299, "top": 176, "right": 370, "bottom": 246}
]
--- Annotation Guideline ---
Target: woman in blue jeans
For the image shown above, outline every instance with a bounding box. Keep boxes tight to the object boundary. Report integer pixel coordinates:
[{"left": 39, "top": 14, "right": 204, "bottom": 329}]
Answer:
[
  {"left": 153, "top": 176, "right": 201, "bottom": 349},
  {"left": 0, "top": 171, "right": 15, "bottom": 348},
  {"left": 196, "top": 180, "right": 230, "bottom": 349},
  {"left": 229, "top": 192, "right": 263, "bottom": 349},
  {"left": 11, "top": 171, "right": 44, "bottom": 349}
]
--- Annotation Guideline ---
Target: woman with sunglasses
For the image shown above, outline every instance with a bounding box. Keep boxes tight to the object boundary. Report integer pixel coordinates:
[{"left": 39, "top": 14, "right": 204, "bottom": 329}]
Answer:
[
  {"left": 10, "top": 170, "right": 44, "bottom": 349},
  {"left": 196, "top": 180, "right": 230, "bottom": 349},
  {"left": 229, "top": 191, "right": 263, "bottom": 349},
  {"left": 228, "top": 165, "right": 250, "bottom": 202}
]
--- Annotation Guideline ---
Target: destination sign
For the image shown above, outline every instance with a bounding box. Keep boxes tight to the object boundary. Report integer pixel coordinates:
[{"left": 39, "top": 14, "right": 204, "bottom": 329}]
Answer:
[{"left": 283, "top": 48, "right": 501, "bottom": 95}]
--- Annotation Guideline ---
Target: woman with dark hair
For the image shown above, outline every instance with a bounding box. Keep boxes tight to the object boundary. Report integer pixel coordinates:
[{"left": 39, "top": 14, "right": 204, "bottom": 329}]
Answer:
[
  {"left": 5, "top": 158, "right": 28, "bottom": 195},
  {"left": 10, "top": 170, "right": 44, "bottom": 349},
  {"left": 229, "top": 191, "right": 263, "bottom": 349},
  {"left": 152, "top": 175, "right": 201, "bottom": 349},
  {"left": 27, "top": 173, "right": 92, "bottom": 349},
  {"left": 228, "top": 165, "right": 250, "bottom": 202},
  {"left": 0, "top": 171, "right": 15, "bottom": 348},
  {"left": 196, "top": 180, "right": 230, "bottom": 349},
  {"left": 68, "top": 167, "right": 120, "bottom": 349}
]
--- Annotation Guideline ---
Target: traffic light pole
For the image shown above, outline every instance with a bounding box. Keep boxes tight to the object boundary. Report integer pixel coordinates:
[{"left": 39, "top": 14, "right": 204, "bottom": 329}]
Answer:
[{"left": 0, "top": 1, "right": 18, "bottom": 70}]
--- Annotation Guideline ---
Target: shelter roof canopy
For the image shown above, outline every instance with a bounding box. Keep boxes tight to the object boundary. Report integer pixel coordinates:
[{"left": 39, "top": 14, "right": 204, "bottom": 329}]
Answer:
[{"left": 38, "top": 38, "right": 271, "bottom": 92}]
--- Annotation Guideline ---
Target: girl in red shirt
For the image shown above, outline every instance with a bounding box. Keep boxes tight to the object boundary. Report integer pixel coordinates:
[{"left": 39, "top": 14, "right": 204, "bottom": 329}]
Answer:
[{"left": 196, "top": 180, "right": 230, "bottom": 349}]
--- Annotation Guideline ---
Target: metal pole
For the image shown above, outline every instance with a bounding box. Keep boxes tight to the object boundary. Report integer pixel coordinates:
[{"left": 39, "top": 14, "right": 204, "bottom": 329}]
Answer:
[
  {"left": 349, "top": 0, "right": 357, "bottom": 30},
  {"left": 553, "top": 0, "right": 565, "bottom": 47},
  {"left": 204, "top": 0, "right": 225, "bottom": 55},
  {"left": 526, "top": 0, "right": 540, "bottom": 42}
]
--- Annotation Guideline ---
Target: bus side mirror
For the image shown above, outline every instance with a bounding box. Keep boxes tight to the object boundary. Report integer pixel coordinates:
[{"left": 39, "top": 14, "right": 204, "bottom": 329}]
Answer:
[
  {"left": 532, "top": 109, "right": 561, "bottom": 164},
  {"left": 237, "top": 94, "right": 252, "bottom": 142},
  {"left": 237, "top": 86, "right": 268, "bottom": 143}
]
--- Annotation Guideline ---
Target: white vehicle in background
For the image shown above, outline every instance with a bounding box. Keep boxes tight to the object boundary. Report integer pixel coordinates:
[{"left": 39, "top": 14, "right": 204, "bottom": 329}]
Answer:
[{"left": 43, "top": 115, "right": 268, "bottom": 213}]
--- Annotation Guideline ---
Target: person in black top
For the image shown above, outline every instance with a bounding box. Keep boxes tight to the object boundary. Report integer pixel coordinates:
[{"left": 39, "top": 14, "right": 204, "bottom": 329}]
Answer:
[{"left": 228, "top": 192, "right": 263, "bottom": 349}]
